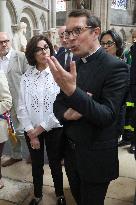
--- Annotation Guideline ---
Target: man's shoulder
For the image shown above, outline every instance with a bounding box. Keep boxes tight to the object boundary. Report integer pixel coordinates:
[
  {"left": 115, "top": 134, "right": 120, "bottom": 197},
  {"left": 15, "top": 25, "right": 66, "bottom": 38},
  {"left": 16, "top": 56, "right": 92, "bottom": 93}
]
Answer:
[
  {"left": 10, "top": 49, "right": 25, "bottom": 59},
  {"left": 99, "top": 50, "right": 127, "bottom": 67},
  {"left": 56, "top": 47, "right": 65, "bottom": 57}
]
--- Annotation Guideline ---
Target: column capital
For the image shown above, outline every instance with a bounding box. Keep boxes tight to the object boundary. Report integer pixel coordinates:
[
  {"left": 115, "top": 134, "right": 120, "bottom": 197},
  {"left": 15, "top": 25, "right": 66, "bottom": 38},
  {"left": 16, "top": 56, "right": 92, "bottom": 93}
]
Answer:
[
  {"left": 33, "top": 29, "right": 40, "bottom": 35},
  {"left": 11, "top": 24, "right": 18, "bottom": 33}
]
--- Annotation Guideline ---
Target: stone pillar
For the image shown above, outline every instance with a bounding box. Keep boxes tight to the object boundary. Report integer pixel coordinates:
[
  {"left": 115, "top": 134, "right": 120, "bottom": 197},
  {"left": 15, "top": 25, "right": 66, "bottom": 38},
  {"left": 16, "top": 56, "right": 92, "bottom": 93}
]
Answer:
[
  {"left": 0, "top": 0, "right": 7, "bottom": 31},
  {"left": 48, "top": 0, "right": 51, "bottom": 29},
  {"left": 51, "top": 0, "right": 56, "bottom": 28},
  {"left": 106, "top": 0, "right": 111, "bottom": 30},
  {"left": 100, "top": 0, "right": 109, "bottom": 31},
  {"left": 92, "top": 0, "right": 101, "bottom": 18}
]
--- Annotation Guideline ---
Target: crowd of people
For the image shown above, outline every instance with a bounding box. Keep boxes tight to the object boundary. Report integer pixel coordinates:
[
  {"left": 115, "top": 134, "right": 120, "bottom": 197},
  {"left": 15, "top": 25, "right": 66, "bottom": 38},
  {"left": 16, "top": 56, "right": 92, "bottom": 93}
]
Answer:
[{"left": 0, "top": 8, "right": 136, "bottom": 205}]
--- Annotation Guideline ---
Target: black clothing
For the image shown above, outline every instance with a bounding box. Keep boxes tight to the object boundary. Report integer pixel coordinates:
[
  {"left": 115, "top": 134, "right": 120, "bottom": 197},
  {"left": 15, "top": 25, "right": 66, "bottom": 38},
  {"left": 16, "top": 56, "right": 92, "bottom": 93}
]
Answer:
[
  {"left": 25, "top": 128, "right": 64, "bottom": 198},
  {"left": 55, "top": 47, "right": 79, "bottom": 70},
  {"left": 129, "top": 42, "right": 136, "bottom": 158},
  {"left": 54, "top": 47, "right": 128, "bottom": 204}
]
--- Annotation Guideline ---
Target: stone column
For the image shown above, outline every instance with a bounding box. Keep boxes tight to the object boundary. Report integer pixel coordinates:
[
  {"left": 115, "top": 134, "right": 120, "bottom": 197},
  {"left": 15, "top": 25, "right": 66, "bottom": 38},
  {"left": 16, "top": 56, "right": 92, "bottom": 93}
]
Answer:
[
  {"left": 48, "top": 0, "right": 51, "bottom": 30},
  {"left": 51, "top": 0, "right": 56, "bottom": 28},
  {"left": 106, "top": 0, "right": 111, "bottom": 30},
  {"left": 0, "top": 0, "right": 7, "bottom": 31},
  {"left": 100, "top": 0, "right": 108, "bottom": 31}
]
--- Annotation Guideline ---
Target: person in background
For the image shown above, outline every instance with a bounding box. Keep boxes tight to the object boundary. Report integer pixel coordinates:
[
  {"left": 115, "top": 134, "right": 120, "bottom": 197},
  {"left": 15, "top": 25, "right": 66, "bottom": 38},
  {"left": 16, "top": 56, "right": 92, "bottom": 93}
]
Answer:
[
  {"left": 56, "top": 26, "right": 79, "bottom": 70},
  {"left": 47, "top": 9, "right": 128, "bottom": 205},
  {"left": 0, "top": 32, "right": 29, "bottom": 167},
  {"left": 100, "top": 30, "right": 124, "bottom": 58},
  {"left": 118, "top": 30, "right": 136, "bottom": 154},
  {"left": 54, "top": 44, "right": 60, "bottom": 54},
  {"left": 0, "top": 71, "right": 12, "bottom": 189},
  {"left": 100, "top": 30, "right": 126, "bottom": 140},
  {"left": 56, "top": 26, "right": 68, "bottom": 58},
  {"left": 128, "top": 34, "right": 136, "bottom": 205},
  {"left": 17, "top": 35, "right": 66, "bottom": 205}
]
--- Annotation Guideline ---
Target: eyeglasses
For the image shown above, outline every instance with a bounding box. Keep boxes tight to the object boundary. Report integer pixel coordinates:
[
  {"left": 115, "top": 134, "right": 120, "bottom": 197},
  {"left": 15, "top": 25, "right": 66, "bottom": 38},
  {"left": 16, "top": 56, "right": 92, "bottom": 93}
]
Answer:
[
  {"left": 100, "top": 40, "right": 115, "bottom": 47},
  {"left": 64, "top": 26, "right": 93, "bottom": 39},
  {"left": 0, "top": 40, "right": 10, "bottom": 45},
  {"left": 59, "top": 32, "right": 65, "bottom": 39},
  {"left": 34, "top": 45, "right": 49, "bottom": 55}
]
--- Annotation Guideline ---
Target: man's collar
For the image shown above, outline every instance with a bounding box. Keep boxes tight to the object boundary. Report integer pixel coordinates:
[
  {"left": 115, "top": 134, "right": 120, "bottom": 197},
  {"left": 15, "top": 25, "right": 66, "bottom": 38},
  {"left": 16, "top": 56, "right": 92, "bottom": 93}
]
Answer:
[
  {"left": 65, "top": 48, "right": 71, "bottom": 53},
  {"left": 81, "top": 46, "right": 101, "bottom": 63},
  {"left": 6, "top": 48, "right": 13, "bottom": 60}
]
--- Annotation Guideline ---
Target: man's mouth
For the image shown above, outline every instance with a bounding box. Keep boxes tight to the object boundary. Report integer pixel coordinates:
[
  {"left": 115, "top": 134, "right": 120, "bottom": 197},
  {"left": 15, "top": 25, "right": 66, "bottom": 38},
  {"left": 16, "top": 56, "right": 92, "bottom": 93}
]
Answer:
[{"left": 70, "top": 45, "right": 77, "bottom": 51}]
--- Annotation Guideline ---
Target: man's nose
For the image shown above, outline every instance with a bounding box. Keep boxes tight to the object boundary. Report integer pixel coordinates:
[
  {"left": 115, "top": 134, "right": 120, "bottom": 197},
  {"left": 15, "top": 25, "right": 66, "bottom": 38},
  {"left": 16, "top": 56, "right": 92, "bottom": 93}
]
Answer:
[{"left": 1, "top": 42, "right": 7, "bottom": 46}]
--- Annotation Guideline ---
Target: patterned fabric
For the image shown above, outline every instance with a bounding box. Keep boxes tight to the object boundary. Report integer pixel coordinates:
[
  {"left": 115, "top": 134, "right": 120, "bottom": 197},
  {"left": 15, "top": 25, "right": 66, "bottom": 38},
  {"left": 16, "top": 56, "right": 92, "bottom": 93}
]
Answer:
[
  {"left": 0, "top": 112, "right": 17, "bottom": 143},
  {"left": 17, "top": 66, "right": 61, "bottom": 132},
  {"left": 111, "top": 0, "right": 127, "bottom": 10}
]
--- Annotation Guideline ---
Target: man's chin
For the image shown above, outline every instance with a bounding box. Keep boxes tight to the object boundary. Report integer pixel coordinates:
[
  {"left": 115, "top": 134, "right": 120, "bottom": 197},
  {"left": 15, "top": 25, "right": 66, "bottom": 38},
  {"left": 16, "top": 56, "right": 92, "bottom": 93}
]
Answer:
[{"left": 2, "top": 49, "right": 9, "bottom": 56}]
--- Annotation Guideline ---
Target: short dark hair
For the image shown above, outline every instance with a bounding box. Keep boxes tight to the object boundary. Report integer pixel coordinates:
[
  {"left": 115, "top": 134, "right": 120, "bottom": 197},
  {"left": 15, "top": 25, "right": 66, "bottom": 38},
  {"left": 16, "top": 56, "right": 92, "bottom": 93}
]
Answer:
[
  {"left": 100, "top": 30, "right": 124, "bottom": 58},
  {"left": 68, "top": 9, "right": 101, "bottom": 29},
  {"left": 25, "top": 35, "right": 54, "bottom": 66}
]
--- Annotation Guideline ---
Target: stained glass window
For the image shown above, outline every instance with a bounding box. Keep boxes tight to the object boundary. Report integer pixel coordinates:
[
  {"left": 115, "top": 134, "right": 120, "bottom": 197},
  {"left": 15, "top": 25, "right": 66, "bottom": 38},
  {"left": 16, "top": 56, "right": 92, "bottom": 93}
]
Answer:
[{"left": 111, "top": 0, "right": 127, "bottom": 10}]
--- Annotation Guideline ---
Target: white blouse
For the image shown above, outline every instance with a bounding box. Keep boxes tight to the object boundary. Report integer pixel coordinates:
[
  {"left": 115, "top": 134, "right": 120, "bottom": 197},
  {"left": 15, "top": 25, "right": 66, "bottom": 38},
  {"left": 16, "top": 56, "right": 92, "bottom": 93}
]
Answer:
[{"left": 17, "top": 66, "right": 61, "bottom": 132}]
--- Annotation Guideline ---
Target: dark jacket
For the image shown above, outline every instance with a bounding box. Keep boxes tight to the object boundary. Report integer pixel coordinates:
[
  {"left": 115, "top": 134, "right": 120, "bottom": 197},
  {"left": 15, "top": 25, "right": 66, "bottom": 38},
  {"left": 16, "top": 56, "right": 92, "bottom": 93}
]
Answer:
[
  {"left": 55, "top": 47, "right": 79, "bottom": 69},
  {"left": 54, "top": 47, "right": 129, "bottom": 182}
]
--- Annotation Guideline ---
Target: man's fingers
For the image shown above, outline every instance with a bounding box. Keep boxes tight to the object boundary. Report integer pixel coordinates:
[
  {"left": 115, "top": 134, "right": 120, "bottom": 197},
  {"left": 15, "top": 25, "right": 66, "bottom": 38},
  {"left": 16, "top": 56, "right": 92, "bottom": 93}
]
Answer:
[
  {"left": 46, "top": 57, "right": 58, "bottom": 72},
  {"left": 50, "top": 56, "right": 66, "bottom": 73},
  {"left": 70, "top": 61, "right": 76, "bottom": 76}
]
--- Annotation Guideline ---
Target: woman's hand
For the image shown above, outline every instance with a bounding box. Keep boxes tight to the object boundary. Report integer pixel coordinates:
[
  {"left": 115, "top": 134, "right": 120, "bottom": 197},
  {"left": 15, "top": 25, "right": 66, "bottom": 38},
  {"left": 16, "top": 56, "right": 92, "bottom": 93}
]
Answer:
[
  {"left": 30, "top": 137, "right": 40, "bottom": 150},
  {"left": 27, "top": 126, "right": 45, "bottom": 140}
]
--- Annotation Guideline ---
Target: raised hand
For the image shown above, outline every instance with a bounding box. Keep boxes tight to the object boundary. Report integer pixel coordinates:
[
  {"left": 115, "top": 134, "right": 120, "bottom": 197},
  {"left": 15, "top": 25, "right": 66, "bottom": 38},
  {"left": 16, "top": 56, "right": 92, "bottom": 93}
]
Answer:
[{"left": 47, "top": 56, "right": 77, "bottom": 96}]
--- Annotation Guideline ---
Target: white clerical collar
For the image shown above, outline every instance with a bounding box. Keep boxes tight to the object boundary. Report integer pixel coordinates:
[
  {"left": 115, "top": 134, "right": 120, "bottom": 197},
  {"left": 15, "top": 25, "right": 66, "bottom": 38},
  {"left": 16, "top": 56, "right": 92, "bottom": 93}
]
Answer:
[{"left": 81, "top": 46, "right": 101, "bottom": 63}]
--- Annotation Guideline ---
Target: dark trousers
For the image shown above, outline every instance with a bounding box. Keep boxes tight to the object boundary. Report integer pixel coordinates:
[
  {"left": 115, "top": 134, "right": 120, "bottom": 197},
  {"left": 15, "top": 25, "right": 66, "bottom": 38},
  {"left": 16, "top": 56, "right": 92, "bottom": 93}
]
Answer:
[
  {"left": 64, "top": 142, "right": 110, "bottom": 205},
  {"left": 25, "top": 128, "right": 64, "bottom": 198},
  {"left": 0, "top": 142, "right": 5, "bottom": 179}
]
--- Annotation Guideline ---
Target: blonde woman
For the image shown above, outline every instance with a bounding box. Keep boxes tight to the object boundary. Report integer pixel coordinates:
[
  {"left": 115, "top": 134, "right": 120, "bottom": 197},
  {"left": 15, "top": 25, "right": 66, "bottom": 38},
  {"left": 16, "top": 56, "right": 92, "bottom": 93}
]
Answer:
[{"left": 0, "top": 71, "right": 12, "bottom": 188}]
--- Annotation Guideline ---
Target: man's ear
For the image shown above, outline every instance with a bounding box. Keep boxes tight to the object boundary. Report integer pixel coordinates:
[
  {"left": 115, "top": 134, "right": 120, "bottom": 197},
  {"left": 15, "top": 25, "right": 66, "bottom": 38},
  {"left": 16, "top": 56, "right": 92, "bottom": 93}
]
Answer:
[{"left": 92, "top": 27, "right": 101, "bottom": 40}]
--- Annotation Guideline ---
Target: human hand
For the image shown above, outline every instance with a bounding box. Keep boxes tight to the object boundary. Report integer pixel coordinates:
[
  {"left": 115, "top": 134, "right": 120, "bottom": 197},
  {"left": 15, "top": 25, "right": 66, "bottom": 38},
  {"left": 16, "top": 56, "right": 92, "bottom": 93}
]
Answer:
[
  {"left": 64, "top": 108, "right": 82, "bottom": 120},
  {"left": 27, "top": 126, "right": 45, "bottom": 140},
  {"left": 27, "top": 129, "right": 37, "bottom": 140},
  {"left": 47, "top": 56, "right": 77, "bottom": 96},
  {"left": 30, "top": 137, "right": 40, "bottom": 150}
]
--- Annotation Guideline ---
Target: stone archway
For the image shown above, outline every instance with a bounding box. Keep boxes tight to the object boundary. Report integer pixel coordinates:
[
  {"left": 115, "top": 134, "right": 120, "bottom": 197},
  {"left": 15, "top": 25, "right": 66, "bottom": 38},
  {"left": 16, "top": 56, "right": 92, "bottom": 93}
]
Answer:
[
  {"left": 21, "top": 6, "right": 39, "bottom": 36},
  {"left": 6, "top": 0, "right": 18, "bottom": 25}
]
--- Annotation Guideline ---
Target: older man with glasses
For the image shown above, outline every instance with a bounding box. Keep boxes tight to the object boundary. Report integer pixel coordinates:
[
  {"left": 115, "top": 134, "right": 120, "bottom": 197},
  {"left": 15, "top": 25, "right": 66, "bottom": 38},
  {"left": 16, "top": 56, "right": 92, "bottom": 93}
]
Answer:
[{"left": 0, "top": 32, "right": 29, "bottom": 167}]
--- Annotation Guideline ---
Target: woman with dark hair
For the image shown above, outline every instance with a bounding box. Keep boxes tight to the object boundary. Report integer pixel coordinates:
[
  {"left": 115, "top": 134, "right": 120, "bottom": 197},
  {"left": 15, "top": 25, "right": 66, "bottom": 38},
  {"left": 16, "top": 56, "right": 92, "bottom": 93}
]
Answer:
[
  {"left": 17, "top": 35, "right": 66, "bottom": 205},
  {"left": 100, "top": 29, "right": 124, "bottom": 58},
  {"left": 100, "top": 30, "right": 126, "bottom": 140}
]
